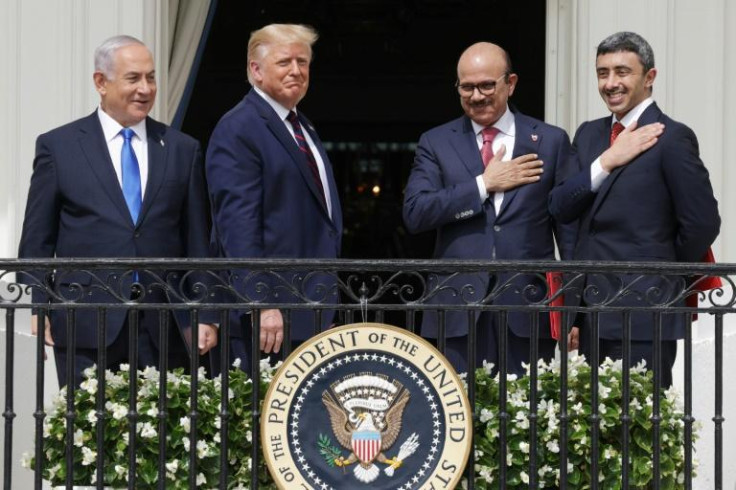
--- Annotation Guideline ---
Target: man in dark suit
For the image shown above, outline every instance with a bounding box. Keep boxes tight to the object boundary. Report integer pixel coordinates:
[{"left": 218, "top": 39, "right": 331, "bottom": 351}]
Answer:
[
  {"left": 206, "top": 24, "right": 342, "bottom": 368},
  {"left": 18, "top": 35, "right": 217, "bottom": 387},
  {"left": 549, "top": 32, "right": 720, "bottom": 387},
  {"left": 403, "top": 42, "right": 577, "bottom": 375}
]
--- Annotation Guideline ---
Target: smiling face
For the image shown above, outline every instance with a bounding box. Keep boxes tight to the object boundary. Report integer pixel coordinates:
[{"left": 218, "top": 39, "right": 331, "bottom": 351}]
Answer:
[
  {"left": 596, "top": 50, "right": 656, "bottom": 120},
  {"left": 250, "top": 42, "right": 311, "bottom": 109},
  {"left": 457, "top": 43, "right": 517, "bottom": 127},
  {"left": 94, "top": 44, "right": 156, "bottom": 127}
]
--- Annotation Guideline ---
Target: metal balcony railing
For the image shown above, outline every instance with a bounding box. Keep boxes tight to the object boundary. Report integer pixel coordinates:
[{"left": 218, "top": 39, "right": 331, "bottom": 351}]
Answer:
[{"left": 0, "top": 258, "right": 732, "bottom": 489}]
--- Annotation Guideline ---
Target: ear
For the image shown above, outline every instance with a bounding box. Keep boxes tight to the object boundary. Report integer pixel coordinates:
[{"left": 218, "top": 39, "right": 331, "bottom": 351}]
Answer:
[
  {"left": 249, "top": 60, "right": 263, "bottom": 84},
  {"left": 506, "top": 73, "right": 519, "bottom": 97},
  {"left": 93, "top": 72, "right": 107, "bottom": 96},
  {"left": 644, "top": 67, "right": 657, "bottom": 90}
]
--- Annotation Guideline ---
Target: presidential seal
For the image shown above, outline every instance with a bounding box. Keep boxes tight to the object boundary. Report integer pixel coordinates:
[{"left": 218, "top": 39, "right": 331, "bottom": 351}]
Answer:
[{"left": 261, "top": 323, "right": 472, "bottom": 490}]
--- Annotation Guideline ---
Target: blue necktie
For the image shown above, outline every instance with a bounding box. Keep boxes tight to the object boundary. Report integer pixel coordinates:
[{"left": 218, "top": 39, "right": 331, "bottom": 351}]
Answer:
[{"left": 120, "top": 128, "right": 142, "bottom": 224}]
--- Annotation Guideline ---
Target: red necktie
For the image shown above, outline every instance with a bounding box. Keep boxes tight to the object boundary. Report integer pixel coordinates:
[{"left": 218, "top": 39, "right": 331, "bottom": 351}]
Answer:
[
  {"left": 481, "top": 127, "right": 500, "bottom": 167},
  {"left": 610, "top": 122, "right": 625, "bottom": 146},
  {"left": 287, "top": 111, "right": 326, "bottom": 206}
]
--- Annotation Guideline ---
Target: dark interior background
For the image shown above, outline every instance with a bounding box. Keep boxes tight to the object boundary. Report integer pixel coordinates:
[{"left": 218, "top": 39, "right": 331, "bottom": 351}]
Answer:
[{"left": 183, "top": 0, "right": 547, "bottom": 260}]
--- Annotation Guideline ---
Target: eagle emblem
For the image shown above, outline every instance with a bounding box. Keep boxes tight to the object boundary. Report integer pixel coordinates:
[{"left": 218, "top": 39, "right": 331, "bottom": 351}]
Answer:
[{"left": 321, "top": 373, "right": 419, "bottom": 484}]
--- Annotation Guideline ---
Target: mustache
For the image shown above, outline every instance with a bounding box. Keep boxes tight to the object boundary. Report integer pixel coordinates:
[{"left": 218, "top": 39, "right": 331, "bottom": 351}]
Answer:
[{"left": 468, "top": 99, "right": 493, "bottom": 108}]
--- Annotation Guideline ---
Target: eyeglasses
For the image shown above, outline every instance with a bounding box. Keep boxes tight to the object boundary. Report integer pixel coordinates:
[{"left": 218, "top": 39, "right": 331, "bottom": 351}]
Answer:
[{"left": 456, "top": 74, "right": 508, "bottom": 96}]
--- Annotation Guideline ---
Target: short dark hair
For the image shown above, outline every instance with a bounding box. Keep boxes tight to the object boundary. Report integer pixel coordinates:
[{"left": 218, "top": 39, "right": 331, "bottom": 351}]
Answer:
[{"left": 596, "top": 31, "right": 655, "bottom": 72}]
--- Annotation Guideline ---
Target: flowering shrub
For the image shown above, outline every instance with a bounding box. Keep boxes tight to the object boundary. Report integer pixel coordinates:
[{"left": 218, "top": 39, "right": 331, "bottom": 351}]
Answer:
[
  {"left": 25, "top": 354, "right": 695, "bottom": 488},
  {"left": 472, "top": 353, "right": 697, "bottom": 489},
  {"left": 23, "top": 360, "right": 279, "bottom": 489}
]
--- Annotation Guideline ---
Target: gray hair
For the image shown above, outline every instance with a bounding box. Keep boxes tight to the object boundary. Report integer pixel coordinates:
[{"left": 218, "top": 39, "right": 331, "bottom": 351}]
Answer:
[
  {"left": 596, "top": 31, "right": 655, "bottom": 72},
  {"left": 94, "top": 35, "right": 147, "bottom": 78}
]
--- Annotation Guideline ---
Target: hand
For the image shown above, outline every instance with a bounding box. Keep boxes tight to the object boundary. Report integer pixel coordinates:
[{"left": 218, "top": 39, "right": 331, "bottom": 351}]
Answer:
[
  {"left": 259, "top": 309, "right": 284, "bottom": 354},
  {"left": 196, "top": 323, "right": 218, "bottom": 355},
  {"left": 567, "top": 326, "right": 579, "bottom": 352},
  {"left": 600, "top": 121, "right": 664, "bottom": 172},
  {"left": 31, "top": 314, "right": 54, "bottom": 360},
  {"left": 482, "top": 145, "right": 544, "bottom": 193}
]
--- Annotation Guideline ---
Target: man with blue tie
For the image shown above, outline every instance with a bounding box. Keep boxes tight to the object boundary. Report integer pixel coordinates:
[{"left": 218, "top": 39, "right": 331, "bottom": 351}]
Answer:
[
  {"left": 18, "top": 35, "right": 217, "bottom": 387},
  {"left": 206, "top": 24, "right": 342, "bottom": 368},
  {"left": 403, "top": 42, "right": 577, "bottom": 375},
  {"left": 549, "top": 32, "right": 720, "bottom": 387}
]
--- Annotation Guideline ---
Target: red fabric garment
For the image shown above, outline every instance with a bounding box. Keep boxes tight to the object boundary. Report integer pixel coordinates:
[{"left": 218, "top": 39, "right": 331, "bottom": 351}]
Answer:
[
  {"left": 687, "top": 248, "right": 721, "bottom": 319},
  {"left": 546, "top": 271, "right": 564, "bottom": 340}
]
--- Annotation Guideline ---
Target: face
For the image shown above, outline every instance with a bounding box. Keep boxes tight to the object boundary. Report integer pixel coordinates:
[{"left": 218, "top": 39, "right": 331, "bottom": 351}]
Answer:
[
  {"left": 596, "top": 51, "right": 656, "bottom": 120},
  {"left": 250, "top": 42, "right": 311, "bottom": 109},
  {"left": 457, "top": 45, "right": 517, "bottom": 127},
  {"left": 94, "top": 44, "right": 156, "bottom": 127}
]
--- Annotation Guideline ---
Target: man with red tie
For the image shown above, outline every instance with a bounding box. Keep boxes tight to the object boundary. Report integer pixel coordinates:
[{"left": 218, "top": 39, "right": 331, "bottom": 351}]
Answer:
[
  {"left": 549, "top": 32, "right": 720, "bottom": 387},
  {"left": 206, "top": 24, "right": 342, "bottom": 369},
  {"left": 403, "top": 42, "right": 578, "bottom": 375}
]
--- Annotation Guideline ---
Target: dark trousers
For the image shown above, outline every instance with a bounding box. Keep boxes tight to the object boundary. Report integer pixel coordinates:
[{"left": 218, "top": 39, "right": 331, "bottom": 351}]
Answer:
[
  {"left": 443, "top": 311, "right": 556, "bottom": 376},
  {"left": 579, "top": 327, "right": 678, "bottom": 388},
  {"left": 53, "top": 313, "right": 190, "bottom": 388}
]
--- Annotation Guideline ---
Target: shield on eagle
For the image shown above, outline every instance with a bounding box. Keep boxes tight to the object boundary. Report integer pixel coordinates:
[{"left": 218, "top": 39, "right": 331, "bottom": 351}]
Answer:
[{"left": 352, "top": 428, "right": 381, "bottom": 464}]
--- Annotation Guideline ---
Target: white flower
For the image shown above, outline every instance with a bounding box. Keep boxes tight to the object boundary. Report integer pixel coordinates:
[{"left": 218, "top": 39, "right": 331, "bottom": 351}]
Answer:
[
  {"left": 520, "top": 471, "right": 529, "bottom": 484},
  {"left": 546, "top": 440, "right": 559, "bottom": 453},
  {"left": 139, "top": 422, "right": 157, "bottom": 439},
  {"left": 73, "top": 428, "right": 85, "bottom": 447},
  {"left": 109, "top": 402, "right": 128, "bottom": 420},
  {"left": 479, "top": 408, "right": 494, "bottom": 423},
  {"left": 120, "top": 363, "right": 130, "bottom": 372},
  {"left": 20, "top": 451, "right": 32, "bottom": 469},
  {"left": 147, "top": 406, "right": 159, "bottom": 418},
  {"left": 166, "top": 460, "right": 179, "bottom": 480},
  {"left": 114, "top": 464, "right": 127, "bottom": 478},
  {"left": 80, "top": 377, "right": 98, "bottom": 395},
  {"left": 82, "top": 364, "right": 97, "bottom": 379},
  {"left": 81, "top": 446, "right": 97, "bottom": 466},
  {"left": 180, "top": 416, "right": 191, "bottom": 433},
  {"left": 197, "top": 439, "right": 211, "bottom": 458},
  {"left": 183, "top": 437, "right": 190, "bottom": 451},
  {"left": 232, "top": 357, "right": 242, "bottom": 368},
  {"left": 48, "top": 463, "right": 62, "bottom": 481},
  {"left": 196, "top": 473, "right": 207, "bottom": 486},
  {"left": 519, "top": 441, "right": 530, "bottom": 454},
  {"left": 87, "top": 410, "right": 99, "bottom": 424}
]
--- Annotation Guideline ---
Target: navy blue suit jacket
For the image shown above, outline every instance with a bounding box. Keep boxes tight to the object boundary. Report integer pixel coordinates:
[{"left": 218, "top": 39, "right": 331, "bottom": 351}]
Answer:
[
  {"left": 18, "top": 112, "right": 213, "bottom": 349},
  {"left": 206, "top": 90, "right": 342, "bottom": 340},
  {"left": 549, "top": 102, "right": 720, "bottom": 340},
  {"left": 403, "top": 110, "right": 577, "bottom": 339}
]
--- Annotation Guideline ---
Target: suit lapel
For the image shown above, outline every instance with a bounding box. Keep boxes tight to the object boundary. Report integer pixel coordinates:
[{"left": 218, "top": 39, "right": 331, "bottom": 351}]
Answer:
[
  {"left": 76, "top": 113, "right": 135, "bottom": 226},
  {"left": 138, "top": 118, "right": 168, "bottom": 226},
  {"left": 499, "top": 113, "right": 540, "bottom": 217},
  {"left": 251, "top": 92, "right": 331, "bottom": 218},
  {"left": 450, "top": 117, "right": 485, "bottom": 178},
  {"left": 589, "top": 103, "right": 662, "bottom": 218}
]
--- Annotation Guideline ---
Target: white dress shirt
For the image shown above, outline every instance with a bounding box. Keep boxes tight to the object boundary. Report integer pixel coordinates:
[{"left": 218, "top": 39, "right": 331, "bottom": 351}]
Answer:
[
  {"left": 589, "top": 97, "right": 655, "bottom": 191},
  {"left": 97, "top": 107, "right": 149, "bottom": 199},
  {"left": 254, "top": 87, "right": 333, "bottom": 218},
  {"left": 473, "top": 107, "right": 516, "bottom": 215}
]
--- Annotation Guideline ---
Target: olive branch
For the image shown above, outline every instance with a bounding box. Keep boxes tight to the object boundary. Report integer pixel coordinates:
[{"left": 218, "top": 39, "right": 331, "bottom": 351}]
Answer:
[{"left": 318, "top": 434, "right": 343, "bottom": 468}]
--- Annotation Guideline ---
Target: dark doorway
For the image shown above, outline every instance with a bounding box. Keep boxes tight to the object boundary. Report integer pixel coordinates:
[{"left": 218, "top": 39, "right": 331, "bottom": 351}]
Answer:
[{"left": 183, "top": 1, "right": 547, "bottom": 259}]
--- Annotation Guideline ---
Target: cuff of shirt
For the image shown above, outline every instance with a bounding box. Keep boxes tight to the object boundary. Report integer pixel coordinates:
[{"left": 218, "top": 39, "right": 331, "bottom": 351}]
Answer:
[
  {"left": 476, "top": 174, "right": 489, "bottom": 201},
  {"left": 590, "top": 157, "right": 610, "bottom": 192}
]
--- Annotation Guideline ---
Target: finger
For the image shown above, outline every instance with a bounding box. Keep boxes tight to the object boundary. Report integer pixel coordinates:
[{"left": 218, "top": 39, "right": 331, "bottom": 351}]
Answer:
[
  {"left": 492, "top": 144, "right": 507, "bottom": 162},
  {"left": 273, "top": 331, "right": 283, "bottom": 354},
  {"left": 260, "top": 328, "right": 268, "bottom": 352},
  {"left": 512, "top": 153, "right": 539, "bottom": 165},
  {"left": 262, "top": 330, "right": 275, "bottom": 353},
  {"left": 44, "top": 328, "right": 55, "bottom": 346}
]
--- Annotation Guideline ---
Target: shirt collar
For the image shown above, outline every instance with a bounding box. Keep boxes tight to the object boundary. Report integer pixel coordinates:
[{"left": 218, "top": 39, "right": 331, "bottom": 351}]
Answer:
[
  {"left": 253, "top": 86, "right": 293, "bottom": 122},
  {"left": 614, "top": 97, "right": 654, "bottom": 128},
  {"left": 97, "top": 106, "right": 147, "bottom": 143},
  {"left": 471, "top": 105, "right": 516, "bottom": 137}
]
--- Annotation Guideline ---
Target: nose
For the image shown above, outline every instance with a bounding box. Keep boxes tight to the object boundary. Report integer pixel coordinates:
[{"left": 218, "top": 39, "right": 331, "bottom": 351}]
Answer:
[
  {"left": 289, "top": 60, "right": 302, "bottom": 76},
  {"left": 470, "top": 86, "right": 486, "bottom": 101},
  {"left": 138, "top": 78, "right": 154, "bottom": 95},
  {"left": 602, "top": 73, "right": 620, "bottom": 91}
]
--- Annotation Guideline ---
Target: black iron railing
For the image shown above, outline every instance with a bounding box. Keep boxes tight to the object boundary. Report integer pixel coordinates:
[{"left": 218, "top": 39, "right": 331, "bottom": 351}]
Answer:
[{"left": 0, "top": 258, "right": 732, "bottom": 489}]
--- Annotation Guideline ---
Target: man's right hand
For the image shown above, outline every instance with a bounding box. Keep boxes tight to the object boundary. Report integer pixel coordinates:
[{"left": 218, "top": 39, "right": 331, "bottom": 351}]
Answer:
[
  {"left": 31, "top": 314, "right": 54, "bottom": 360},
  {"left": 259, "top": 309, "right": 284, "bottom": 354},
  {"left": 600, "top": 121, "right": 665, "bottom": 172},
  {"left": 482, "top": 144, "right": 544, "bottom": 193}
]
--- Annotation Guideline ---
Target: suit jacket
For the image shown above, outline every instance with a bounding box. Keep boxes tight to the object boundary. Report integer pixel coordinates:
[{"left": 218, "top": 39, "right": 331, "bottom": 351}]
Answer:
[
  {"left": 18, "top": 112, "right": 213, "bottom": 349},
  {"left": 403, "top": 110, "right": 577, "bottom": 339},
  {"left": 206, "top": 89, "right": 343, "bottom": 341},
  {"left": 548, "top": 102, "right": 720, "bottom": 340}
]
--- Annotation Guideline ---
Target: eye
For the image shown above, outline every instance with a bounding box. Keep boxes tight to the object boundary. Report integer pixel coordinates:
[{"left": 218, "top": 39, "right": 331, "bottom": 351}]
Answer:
[
  {"left": 458, "top": 84, "right": 474, "bottom": 92},
  {"left": 478, "top": 82, "right": 496, "bottom": 92}
]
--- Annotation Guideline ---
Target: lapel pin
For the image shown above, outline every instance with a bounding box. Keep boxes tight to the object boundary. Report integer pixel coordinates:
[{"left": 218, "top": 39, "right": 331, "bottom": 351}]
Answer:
[
  {"left": 160, "top": 139, "right": 165, "bottom": 147},
  {"left": 531, "top": 134, "right": 538, "bottom": 142}
]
